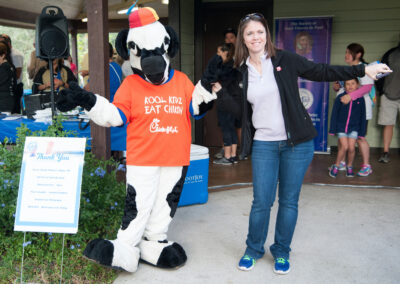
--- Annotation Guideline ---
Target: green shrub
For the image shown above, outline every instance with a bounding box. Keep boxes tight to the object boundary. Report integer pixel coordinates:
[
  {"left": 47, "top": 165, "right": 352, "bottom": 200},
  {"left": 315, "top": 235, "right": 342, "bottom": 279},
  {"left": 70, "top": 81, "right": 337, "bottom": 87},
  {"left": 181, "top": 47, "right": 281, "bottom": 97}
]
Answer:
[{"left": 0, "top": 116, "right": 126, "bottom": 283}]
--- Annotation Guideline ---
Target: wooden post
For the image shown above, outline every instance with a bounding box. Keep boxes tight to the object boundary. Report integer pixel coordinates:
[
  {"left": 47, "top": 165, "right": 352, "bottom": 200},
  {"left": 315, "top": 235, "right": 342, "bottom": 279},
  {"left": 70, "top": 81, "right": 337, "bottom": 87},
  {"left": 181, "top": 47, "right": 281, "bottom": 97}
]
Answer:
[
  {"left": 194, "top": 0, "right": 204, "bottom": 144},
  {"left": 86, "top": 0, "right": 110, "bottom": 160}
]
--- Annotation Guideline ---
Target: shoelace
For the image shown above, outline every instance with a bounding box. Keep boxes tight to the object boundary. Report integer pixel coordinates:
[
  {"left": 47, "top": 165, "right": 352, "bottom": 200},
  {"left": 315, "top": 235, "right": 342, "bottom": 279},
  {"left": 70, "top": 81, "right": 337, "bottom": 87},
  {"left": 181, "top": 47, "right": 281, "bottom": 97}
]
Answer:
[
  {"left": 276, "top": 257, "right": 288, "bottom": 264},
  {"left": 243, "top": 255, "right": 253, "bottom": 261},
  {"left": 360, "top": 166, "right": 370, "bottom": 171}
]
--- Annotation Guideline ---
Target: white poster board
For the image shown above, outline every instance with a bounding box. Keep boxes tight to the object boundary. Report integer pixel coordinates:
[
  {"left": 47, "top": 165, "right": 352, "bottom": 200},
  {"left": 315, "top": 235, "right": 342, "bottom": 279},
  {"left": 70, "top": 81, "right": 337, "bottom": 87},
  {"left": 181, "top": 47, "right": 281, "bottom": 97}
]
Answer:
[{"left": 14, "top": 137, "right": 86, "bottom": 234}]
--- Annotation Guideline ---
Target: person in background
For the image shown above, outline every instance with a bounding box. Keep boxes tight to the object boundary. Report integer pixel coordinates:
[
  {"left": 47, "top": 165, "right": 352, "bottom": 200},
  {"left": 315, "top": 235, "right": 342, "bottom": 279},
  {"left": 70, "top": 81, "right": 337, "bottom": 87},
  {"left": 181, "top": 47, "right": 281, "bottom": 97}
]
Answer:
[
  {"left": 27, "top": 42, "right": 47, "bottom": 80},
  {"left": 32, "top": 58, "right": 76, "bottom": 94},
  {"left": 108, "top": 43, "right": 123, "bottom": 102},
  {"left": 332, "top": 43, "right": 374, "bottom": 176},
  {"left": 215, "top": 27, "right": 241, "bottom": 160},
  {"left": 79, "top": 52, "right": 89, "bottom": 86},
  {"left": 67, "top": 55, "right": 77, "bottom": 77},
  {"left": 82, "top": 43, "right": 122, "bottom": 101},
  {"left": 0, "top": 34, "right": 24, "bottom": 113},
  {"left": 115, "top": 54, "right": 125, "bottom": 66},
  {"left": 376, "top": 38, "right": 400, "bottom": 163},
  {"left": 211, "top": 43, "right": 242, "bottom": 165},
  {"left": 233, "top": 12, "right": 390, "bottom": 274},
  {"left": 0, "top": 41, "right": 17, "bottom": 112},
  {"left": 82, "top": 43, "right": 124, "bottom": 162},
  {"left": 329, "top": 78, "right": 366, "bottom": 178},
  {"left": 224, "top": 27, "right": 237, "bottom": 45}
]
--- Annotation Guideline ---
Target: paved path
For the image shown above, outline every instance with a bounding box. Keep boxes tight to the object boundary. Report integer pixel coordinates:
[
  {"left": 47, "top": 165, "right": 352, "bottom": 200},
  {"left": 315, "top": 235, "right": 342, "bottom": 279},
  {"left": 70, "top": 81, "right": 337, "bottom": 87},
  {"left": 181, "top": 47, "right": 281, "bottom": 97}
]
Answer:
[{"left": 114, "top": 185, "right": 400, "bottom": 284}]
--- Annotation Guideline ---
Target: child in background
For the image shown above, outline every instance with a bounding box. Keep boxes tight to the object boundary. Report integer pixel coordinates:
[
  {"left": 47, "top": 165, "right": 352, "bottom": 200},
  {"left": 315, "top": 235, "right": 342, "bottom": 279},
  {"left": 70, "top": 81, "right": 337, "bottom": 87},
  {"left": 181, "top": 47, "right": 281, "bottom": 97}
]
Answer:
[
  {"left": 329, "top": 78, "right": 367, "bottom": 178},
  {"left": 332, "top": 43, "right": 374, "bottom": 176}
]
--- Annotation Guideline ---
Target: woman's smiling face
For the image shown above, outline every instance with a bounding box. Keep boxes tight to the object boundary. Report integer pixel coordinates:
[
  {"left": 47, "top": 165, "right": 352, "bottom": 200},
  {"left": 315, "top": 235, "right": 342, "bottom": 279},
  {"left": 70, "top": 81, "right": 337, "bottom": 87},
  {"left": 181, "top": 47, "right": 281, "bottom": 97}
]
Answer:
[{"left": 243, "top": 20, "right": 266, "bottom": 56}]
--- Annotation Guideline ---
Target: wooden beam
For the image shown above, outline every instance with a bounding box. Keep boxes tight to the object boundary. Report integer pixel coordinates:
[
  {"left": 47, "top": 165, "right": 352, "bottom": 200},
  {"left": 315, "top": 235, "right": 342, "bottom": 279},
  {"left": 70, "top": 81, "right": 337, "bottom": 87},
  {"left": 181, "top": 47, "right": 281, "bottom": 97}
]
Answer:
[
  {"left": 0, "top": 6, "right": 39, "bottom": 26},
  {"left": 70, "top": 17, "right": 167, "bottom": 33},
  {"left": 87, "top": 0, "right": 110, "bottom": 160},
  {"left": 108, "top": 0, "right": 156, "bottom": 11},
  {"left": 194, "top": 0, "right": 203, "bottom": 144}
]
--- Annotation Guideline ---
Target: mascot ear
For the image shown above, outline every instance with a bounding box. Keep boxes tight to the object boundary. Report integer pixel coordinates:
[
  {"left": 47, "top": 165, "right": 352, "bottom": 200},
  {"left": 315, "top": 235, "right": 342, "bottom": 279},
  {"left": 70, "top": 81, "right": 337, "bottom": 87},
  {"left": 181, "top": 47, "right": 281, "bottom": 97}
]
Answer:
[
  {"left": 115, "top": 29, "right": 130, "bottom": 60},
  {"left": 165, "top": 25, "right": 180, "bottom": 58}
]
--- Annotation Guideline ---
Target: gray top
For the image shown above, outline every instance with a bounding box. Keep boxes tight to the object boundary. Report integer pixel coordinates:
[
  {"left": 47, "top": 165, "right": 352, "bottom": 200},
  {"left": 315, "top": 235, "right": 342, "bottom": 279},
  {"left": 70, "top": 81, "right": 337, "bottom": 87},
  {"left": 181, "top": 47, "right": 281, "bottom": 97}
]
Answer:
[{"left": 246, "top": 53, "right": 287, "bottom": 141}]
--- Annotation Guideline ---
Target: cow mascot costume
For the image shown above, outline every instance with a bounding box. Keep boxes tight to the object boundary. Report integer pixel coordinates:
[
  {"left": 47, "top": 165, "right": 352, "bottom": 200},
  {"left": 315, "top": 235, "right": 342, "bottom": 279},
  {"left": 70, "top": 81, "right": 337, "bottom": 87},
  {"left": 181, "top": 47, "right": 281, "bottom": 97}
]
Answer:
[{"left": 56, "top": 7, "right": 217, "bottom": 272}]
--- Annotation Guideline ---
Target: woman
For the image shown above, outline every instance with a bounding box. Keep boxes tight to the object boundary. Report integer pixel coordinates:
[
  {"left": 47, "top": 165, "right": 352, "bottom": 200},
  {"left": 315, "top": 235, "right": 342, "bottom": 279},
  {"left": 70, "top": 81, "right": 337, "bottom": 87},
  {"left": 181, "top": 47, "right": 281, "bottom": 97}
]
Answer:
[
  {"left": 0, "top": 41, "right": 17, "bottom": 112},
  {"left": 234, "top": 13, "right": 390, "bottom": 274},
  {"left": 32, "top": 58, "right": 76, "bottom": 95},
  {"left": 332, "top": 43, "right": 374, "bottom": 176},
  {"left": 212, "top": 43, "right": 242, "bottom": 164}
]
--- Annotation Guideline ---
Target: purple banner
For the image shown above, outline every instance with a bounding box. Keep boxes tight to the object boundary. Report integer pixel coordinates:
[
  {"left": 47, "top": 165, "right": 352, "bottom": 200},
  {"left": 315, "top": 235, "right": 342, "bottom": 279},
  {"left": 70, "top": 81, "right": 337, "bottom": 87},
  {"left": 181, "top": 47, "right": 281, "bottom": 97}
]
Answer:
[{"left": 275, "top": 17, "right": 333, "bottom": 152}]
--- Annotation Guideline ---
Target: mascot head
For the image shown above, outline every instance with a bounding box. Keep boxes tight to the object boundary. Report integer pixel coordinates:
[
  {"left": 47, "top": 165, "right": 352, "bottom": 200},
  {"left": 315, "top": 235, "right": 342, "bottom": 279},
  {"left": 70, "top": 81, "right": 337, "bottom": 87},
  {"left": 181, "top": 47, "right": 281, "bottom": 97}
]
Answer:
[{"left": 115, "top": 7, "right": 179, "bottom": 85}]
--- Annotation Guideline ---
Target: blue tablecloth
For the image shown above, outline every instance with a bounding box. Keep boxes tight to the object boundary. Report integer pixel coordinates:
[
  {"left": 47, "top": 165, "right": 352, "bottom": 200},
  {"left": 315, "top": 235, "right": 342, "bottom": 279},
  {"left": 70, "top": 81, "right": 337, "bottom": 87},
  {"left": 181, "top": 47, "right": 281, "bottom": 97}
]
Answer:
[{"left": 0, "top": 117, "right": 126, "bottom": 151}]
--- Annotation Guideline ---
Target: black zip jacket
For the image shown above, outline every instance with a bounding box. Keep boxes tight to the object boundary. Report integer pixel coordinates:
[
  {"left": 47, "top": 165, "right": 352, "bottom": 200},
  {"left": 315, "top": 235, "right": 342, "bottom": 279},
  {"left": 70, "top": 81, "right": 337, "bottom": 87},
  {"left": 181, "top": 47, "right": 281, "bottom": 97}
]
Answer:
[
  {"left": 215, "top": 60, "right": 242, "bottom": 117},
  {"left": 239, "top": 49, "right": 365, "bottom": 157}
]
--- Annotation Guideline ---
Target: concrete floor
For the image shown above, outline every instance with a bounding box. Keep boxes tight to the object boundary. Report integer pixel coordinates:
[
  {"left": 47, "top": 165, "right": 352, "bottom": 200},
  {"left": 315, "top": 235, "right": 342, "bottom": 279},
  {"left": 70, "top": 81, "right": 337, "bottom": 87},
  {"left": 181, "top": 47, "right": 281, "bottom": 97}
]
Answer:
[{"left": 114, "top": 185, "right": 400, "bottom": 284}]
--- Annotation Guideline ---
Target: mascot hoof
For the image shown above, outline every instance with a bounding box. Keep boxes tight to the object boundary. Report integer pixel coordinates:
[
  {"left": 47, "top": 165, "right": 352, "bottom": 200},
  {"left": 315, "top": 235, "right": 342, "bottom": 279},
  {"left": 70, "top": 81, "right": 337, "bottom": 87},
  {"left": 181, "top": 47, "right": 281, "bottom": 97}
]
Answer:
[
  {"left": 139, "top": 239, "right": 187, "bottom": 269},
  {"left": 83, "top": 238, "right": 139, "bottom": 273}
]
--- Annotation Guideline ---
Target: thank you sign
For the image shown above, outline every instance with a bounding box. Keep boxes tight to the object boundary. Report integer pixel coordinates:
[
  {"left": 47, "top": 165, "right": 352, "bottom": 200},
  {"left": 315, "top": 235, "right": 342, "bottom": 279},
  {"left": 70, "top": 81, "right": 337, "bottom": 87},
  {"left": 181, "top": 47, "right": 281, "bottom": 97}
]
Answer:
[{"left": 14, "top": 137, "right": 86, "bottom": 233}]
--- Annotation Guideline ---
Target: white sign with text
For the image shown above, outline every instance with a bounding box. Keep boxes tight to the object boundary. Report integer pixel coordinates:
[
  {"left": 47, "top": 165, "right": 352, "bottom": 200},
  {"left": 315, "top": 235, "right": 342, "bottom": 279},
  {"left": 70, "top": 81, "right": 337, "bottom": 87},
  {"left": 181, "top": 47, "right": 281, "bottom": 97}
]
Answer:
[{"left": 14, "top": 137, "right": 86, "bottom": 233}]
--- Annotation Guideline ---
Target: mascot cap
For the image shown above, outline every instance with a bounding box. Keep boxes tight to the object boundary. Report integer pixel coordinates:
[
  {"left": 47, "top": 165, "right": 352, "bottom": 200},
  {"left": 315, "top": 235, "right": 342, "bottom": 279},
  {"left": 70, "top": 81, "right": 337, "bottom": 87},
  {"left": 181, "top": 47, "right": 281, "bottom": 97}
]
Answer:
[{"left": 129, "top": 7, "right": 159, "bottom": 29}]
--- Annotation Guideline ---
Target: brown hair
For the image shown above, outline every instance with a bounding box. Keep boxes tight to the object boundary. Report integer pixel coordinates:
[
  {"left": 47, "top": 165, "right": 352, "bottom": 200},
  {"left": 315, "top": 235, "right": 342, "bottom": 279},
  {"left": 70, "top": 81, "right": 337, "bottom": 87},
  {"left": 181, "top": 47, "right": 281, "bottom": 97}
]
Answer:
[
  {"left": 234, "top": 13, "right": 276, "bottom": 68},
  {"left": 46, "top": 58, "right": 64, "bottom": 72},
  {"left": 218, "top": 42, "right": 235, "bottom": 62},
  {"left": 347, "top": 43, "right": 366, "bottom": 64},
  {"left": 0, "top": 41, "right": 7, "bottom": 57},
  {"left": 345, "top": 77, "right": 360, "bottom": 85},
  {"left": 0, "top": 41, "right": 13, "bottom": 65}
]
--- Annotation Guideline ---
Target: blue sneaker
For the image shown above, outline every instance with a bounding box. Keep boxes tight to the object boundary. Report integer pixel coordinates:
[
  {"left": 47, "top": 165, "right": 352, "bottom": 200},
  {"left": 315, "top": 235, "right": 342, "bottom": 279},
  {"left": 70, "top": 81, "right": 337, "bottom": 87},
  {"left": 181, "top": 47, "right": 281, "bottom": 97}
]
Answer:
[
  {"left": 329, "top": 164, "right": 338, "bottom": 178},
  {"left": 238, "top": 255, "right": 256, "bottom": 271},
  {"left": 346, "top": 166, "right": 354, "bottom": 177},
  {"left": 328, "top": 161, "right": 346, "bottom": 171},
  {"left": 273, "top": 257, "right": 290, "bottom": 274}
]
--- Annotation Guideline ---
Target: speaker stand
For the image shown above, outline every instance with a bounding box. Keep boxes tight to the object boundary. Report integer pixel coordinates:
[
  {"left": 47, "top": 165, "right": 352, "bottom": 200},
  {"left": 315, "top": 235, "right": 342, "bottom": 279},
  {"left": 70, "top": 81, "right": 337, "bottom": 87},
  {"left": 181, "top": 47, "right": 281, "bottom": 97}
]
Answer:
[{"left": 48, "top": 59, "right": 56, "bottom": 119}]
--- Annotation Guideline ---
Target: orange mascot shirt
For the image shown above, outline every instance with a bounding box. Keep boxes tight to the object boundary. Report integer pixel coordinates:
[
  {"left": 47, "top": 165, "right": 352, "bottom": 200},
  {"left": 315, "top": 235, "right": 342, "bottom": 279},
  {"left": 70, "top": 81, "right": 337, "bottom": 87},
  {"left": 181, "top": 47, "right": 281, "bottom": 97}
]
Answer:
[{"left": 112, "top": 71, "right": 194, "bottom": 166}]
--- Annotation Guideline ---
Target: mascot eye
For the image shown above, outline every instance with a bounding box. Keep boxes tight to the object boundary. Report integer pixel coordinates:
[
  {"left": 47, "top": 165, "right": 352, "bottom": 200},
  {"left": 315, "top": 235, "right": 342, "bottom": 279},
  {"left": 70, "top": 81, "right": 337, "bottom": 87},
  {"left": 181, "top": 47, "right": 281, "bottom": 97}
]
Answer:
[
  {"left": 164, "top": 36, "right": 170, "bottom": 45},
  {"left": 163, "top": 37, "right": 170, "bottom": 50},
  {"left": 128, "top": 41, "right": 142, "bottom": 56}
]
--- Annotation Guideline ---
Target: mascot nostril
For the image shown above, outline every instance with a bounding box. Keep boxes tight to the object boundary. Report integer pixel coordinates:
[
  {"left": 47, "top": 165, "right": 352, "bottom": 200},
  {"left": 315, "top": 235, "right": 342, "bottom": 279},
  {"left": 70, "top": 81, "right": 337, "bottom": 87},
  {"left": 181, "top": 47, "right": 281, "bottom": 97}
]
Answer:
[
  {"left": 141, "top": 55, "right": 167, "bottom": 85},
  {"left": 58, "top": 5, "right": 217, "bottom": 274}
]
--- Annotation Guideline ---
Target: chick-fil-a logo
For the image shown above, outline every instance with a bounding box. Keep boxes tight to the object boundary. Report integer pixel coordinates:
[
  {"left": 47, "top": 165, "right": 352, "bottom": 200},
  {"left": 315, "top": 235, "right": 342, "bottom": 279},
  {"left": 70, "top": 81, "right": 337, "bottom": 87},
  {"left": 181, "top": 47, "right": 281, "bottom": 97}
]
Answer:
[{"left": 149, "top": 118, "right": 178, "bottom": 134}]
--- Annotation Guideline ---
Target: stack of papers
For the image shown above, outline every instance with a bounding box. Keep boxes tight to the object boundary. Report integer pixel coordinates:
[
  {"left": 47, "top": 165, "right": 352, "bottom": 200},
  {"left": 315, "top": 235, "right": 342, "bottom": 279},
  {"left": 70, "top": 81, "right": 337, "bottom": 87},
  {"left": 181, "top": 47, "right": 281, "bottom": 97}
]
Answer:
[{"left": 33, "top": 108, "right": 52, "bottom": 123}]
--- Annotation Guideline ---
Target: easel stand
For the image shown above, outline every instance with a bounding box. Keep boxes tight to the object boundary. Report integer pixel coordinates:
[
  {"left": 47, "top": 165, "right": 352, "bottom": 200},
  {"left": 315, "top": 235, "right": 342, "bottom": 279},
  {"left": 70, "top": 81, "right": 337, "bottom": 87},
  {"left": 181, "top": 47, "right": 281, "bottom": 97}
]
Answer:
[{"left": 20, "top": 232, "right": 66, "bottom": 284}]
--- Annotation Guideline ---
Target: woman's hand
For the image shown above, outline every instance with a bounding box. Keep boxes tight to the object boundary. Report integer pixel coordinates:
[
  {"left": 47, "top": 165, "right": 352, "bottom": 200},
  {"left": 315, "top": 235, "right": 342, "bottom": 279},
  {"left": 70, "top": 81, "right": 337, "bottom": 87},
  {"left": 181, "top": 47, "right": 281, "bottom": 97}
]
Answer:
[
  {"left": 340, "top": 94, "right": 351, "bottom": 105},
  {"left": 212, "top": 82, "right": 222, "bottom": 93},
  {"left": 54, "top": 78, "right": 64, "bottom": 88},
  {"left": 79, "top": 70, "right": 89, "bottom": 77},
  {"left": 365, "top": 63, "right": 392, "bottom": 80}
]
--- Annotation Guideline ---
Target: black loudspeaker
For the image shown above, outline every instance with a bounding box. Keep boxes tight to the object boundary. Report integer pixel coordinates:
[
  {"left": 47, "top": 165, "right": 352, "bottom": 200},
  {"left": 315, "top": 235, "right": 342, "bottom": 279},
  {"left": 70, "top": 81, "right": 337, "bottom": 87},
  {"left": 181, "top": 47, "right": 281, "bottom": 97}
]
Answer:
[{"left": 35, "top": 6, "right": 69, "bottom": 59}]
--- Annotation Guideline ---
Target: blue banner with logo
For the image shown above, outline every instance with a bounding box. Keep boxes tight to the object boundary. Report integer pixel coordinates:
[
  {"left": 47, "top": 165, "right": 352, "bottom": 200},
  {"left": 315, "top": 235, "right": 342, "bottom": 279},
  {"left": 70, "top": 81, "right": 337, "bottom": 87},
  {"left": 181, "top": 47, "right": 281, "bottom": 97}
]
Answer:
[{"left": 275, "top": 17, "right": 333, "bottom": 152}]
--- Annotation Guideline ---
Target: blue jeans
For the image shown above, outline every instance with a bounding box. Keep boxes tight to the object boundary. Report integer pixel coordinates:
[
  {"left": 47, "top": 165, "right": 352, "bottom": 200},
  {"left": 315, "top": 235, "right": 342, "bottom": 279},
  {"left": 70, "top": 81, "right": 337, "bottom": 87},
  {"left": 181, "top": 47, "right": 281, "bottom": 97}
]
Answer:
[{"left": 245, "top": 139, "right": 314, "bottom": 260}]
